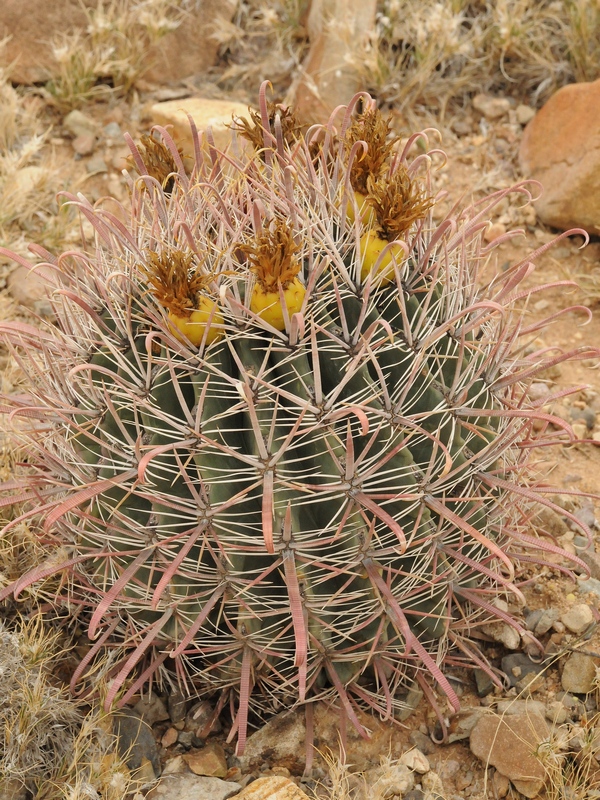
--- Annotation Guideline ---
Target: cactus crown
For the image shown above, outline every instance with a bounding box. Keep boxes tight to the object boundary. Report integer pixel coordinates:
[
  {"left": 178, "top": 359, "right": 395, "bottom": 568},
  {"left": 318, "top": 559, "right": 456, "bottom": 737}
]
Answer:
[
  {"left": 0, "top": 84, "right": 594, "bottom": 754},
  {"left": 240, "top": 219, "right": 300, "bottom": 291},
  {"left": 142, "top": 249, "right": 210, "bottom": 318}
]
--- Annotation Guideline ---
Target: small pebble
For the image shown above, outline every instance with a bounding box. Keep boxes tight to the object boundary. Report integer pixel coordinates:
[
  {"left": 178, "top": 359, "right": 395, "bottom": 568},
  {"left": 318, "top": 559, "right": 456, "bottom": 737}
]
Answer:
[
  {"left": 400, "top": 748, "right": 430, "bottom": 774},
  {"left": 561, "top": 603, "right": 593, "bottom": 634},
  {"left": 72, "top": 133, "right": 95, "bottom": 156},
  {"left": 409, "top": 730, "right": 436, "bottom": 755},
  {"left": 484, "top": 222, "right": 506, "bottom": 243},
  {"left": 64, "top": 109, "right": 98, "bottom": 138},
  {"left": 516, "top": 103, "right": 536, "bottom": 125},
  {"left": 271, "top": 766, "right": 291, "bottom": 777},
  {"left": 473, "top": 94, "right": 511, "bottom": 120},
  {"left": 104, "top": 121, "right": 122, "bottom": 138},
  {"left": 161, "top": 727, "right": 178, "bottom": 748},
  {"left": 86, "top": 155, "right": 108, "bottom": 174},
  {"left": 546, "top": 701, "right": 568, "bottom": 724}
]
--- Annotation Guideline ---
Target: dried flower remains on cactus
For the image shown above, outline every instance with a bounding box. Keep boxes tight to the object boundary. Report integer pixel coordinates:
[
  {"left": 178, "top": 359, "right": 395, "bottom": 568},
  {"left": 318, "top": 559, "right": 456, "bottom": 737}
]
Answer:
[{"left": 0, "top": 84, "right": 595, "bottom": 755}]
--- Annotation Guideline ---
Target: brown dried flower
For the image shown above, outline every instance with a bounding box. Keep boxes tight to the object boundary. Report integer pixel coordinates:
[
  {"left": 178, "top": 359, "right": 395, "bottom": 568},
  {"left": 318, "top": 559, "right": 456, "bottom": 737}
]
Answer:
[
  {"left": 367, "top": 166, "right": 434, "bottom": 241},
  {"left": 128, "top": 134, "right": 184, "bottom": 194},
  {"left": 239, "top": 219, "right": 300, "bottom": 292},
  {"left": 141, "top": 249, "right": 209, "bottom": 317},
  {"left": 232, "top": 102, "right": 302, "bottom": 152},
  {"left": 345, "top": 108, "right": 400, "bottom": 194}
]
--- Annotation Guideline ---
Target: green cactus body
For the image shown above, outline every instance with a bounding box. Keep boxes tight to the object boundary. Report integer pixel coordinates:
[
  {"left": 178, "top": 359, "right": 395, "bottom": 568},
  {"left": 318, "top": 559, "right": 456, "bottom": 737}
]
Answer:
[{"left": 0, "top": 86, "right": 592, "bottom": 751}]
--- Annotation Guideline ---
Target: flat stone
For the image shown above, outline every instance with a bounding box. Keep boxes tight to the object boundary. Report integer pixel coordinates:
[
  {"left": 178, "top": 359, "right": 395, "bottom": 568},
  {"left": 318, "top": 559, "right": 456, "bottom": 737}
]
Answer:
[
  {"left": 491, "top": 769, "right": 510, "bottom": 798},
  {"left": 0, "top": 0, "right": 93, "bottom": 83},
  {"left": 481, "top": 619, "right": 520, "bottom": 650},
  {"left": 103, "top": 121, "right": 122, "bottom": 139},
  {"left": 484, "top": 222, "right": 506, "bottom": 243},
  {"left": 561, "top": 603, "right": 594, "bottom": 634},
  {"left": 184, "top": 741, "right": 228, "bottom": 778},
  {"left": 147, "top": 774, "right": 241, "bottom": 800},
  {"left": 134, "top": 694, "right": 170, "bottom": 726},
  {"left": 447, "top": 707, "right": 487, "bottom": 743},
  {"left": 561, "top": 651, "right": 600, "bottom": 694},
  {"left": 500, "top": 653, "right": 548, "bottom": 688},
  {"left": 231, "top": 776, "right": 309, "bottom": 799},
  {"left": 495, "top": 699, "right": 546, "bottom": 717},
  {"left": 470, "top": 712, "right": 549, "bottom": 798},
  {"left": 149, "top": 97, "right": 251, "bottom": 159},
  {"left": 545, "top": 700, "right": 568, "bottom": 724},
  {"left": 162, "top": 756, "right": 186, "bottom": 775},
  {"left": 577, "top": 550, "right": 600, "bottom": 581},
  {"left": 113, "top": 708, "right": 161, "bottom": 778},
  {"left": 531, "top": 608, "right": 560, "bottom": 636},
  {"left": 143, "top": 0, "right": 236, "bottom": 83},
  {"left": 519, "top": 78, "right": 600, "bottom": 233},
  {"left": 474, "top": 668, "right": 495, "bottom": 697}
]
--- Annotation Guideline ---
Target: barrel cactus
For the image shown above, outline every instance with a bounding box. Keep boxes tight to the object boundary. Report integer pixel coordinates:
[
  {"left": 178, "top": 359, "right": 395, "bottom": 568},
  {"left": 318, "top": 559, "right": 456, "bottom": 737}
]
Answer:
[{"left": 0, "top": 85, "right": 592, "bottom": 751}]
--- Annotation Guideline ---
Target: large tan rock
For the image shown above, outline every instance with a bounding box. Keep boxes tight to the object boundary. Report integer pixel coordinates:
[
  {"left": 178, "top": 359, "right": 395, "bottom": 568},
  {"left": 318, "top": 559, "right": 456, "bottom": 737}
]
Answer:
[
  {"left": 470, "top": 712, "right": 549, "bottom": 798},
  {"left": 0, "top": 0, "right": 234, "bottom": 85},
  {"left": 286, "top": 0, "right": 377, "bottom": 126},
  {"left": 519, "top": 79, "right": 600, "bottom": 234},
  {"left": 231, "top": 777, "right": 309, "bottom": 800},
  {"left": 145, "top": 0, "right": 237, "bottom": 84},
  {"left": 0, "top": 0, "right": 93, "bottom": 83},
  {"left": 149, "top": 97, "right": 251, "bottom": 158}
]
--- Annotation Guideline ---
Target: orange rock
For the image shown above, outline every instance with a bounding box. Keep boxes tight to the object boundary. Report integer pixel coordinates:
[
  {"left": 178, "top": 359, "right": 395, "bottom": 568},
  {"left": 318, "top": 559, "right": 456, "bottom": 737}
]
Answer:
[
  {"left": 184, "top": 741, "right": 228, "bottom": 778},
  {"left": 470, "top": 712, "right": 549, "bottom": 798},
  {"left": 519, "top": 79, "right": 600, "bottom": 234}
]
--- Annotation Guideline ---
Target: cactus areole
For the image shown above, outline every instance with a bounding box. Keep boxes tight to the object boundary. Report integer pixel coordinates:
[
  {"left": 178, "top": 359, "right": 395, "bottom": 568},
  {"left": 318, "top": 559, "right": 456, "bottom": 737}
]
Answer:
[{"left": 0, "top": 84, "right": 594, "bottom": 753}]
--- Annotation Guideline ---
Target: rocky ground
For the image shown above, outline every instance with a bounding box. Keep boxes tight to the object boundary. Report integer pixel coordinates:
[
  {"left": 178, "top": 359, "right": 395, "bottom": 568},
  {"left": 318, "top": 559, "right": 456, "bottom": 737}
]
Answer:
[{"left": 2, "top": 14, "right": 600, "bottom": 800}]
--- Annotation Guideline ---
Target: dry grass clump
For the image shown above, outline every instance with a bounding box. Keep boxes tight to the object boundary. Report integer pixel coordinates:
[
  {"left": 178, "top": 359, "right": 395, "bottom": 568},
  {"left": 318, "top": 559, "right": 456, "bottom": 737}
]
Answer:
[
  {"left": 0, "top": 617, "right": 133, "bottom": 800},
  {"left": 366, "top": 0, "right": 600, "bottom": 116},
  {"left": 0, "top": 60, "right": 54, "bottom": 247},
  {"left": 310, "top": 751, "right": 423, "bottom": 800},
  {"left": 46, "top": 0, "right": 182, "bottom": 110},
  {"left": 212, "top": 0, "right": 310, "bottom": 94},
  {"left": 0, "top": 50, "right": 77, "bottom": 255},
  {"left": 214, "top": 1, "right": 600, "bottom": 115}
]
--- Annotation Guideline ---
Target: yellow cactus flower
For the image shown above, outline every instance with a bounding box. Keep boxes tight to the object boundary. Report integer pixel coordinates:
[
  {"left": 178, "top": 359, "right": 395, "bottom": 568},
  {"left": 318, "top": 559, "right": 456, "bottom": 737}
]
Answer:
[
  {"left": 241, "top": 219, "right": 306, "bottom": 331},
  {"left": 250, "top": 276, "right": 305, "bottom": 331},
  {"left": 346, "top": 191, "right": 377, "bottom": 229},
  {"left": 141, "top": 249, "right": 223, "bottom": 346},
  {"left": 168, "top": 297, "right": 223, "bottom": 346},
  {"left": 360, "top": 230, "right": 405, "bottom": 285}
]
